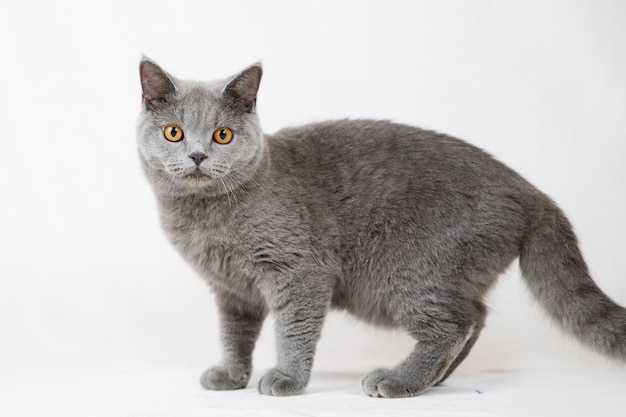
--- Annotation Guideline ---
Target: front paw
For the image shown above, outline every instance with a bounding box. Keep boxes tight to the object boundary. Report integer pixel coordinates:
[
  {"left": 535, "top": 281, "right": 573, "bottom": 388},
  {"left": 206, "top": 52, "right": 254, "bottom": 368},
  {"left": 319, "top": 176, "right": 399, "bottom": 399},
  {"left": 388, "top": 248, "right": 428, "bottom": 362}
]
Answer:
[
  {"left": 200, "top": 365, "right": 250, "bottom": 390},
  {"left": 258, "top": 368, "right": 306, "bottom": 396}
]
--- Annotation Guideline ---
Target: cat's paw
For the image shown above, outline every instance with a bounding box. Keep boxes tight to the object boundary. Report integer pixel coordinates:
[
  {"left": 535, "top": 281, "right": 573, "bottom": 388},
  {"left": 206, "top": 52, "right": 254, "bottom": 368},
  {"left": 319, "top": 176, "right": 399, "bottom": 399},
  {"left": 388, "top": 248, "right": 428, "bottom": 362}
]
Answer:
[
  {"left": 362, "top": 368, "right": 423, "bottom": 398},
  {"left": 257, "top": 368, "right": 306, "bottom": 396},
  {"left": 200, "top": 365, "right": 250, "bottom": 390}
]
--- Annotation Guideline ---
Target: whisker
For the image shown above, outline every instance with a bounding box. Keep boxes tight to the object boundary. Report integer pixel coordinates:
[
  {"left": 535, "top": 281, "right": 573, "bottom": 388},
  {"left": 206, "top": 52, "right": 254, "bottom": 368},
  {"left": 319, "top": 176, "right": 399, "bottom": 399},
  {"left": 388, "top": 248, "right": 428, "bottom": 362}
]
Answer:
[
  {"left": 223, "top": 175, "right": 239, "bottom": 207},
  {"left": 228, "top": 173, "right": 249, "bottom": 197},
  {"left": 219, "top": 178, "right": 232, "bottom": 208},
  {"left": 235, "top": 170, "right": 266, "bottom": 195}
]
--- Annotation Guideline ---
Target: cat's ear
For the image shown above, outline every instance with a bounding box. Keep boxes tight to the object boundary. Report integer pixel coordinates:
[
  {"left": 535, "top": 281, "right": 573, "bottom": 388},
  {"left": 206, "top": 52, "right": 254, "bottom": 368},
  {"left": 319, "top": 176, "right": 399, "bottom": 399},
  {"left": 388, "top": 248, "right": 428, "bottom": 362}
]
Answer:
[
  {"left": 139, "top": 58, "right": 177, "bottom": 110},
  {"left": 223, "top": 63, "right": 263, "bottom": 113}
]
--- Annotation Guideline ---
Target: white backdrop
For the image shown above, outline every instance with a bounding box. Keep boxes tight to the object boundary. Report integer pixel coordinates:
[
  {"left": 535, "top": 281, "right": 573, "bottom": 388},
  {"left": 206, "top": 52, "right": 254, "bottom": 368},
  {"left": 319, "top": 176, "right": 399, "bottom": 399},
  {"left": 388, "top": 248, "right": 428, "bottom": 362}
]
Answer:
[{"left": 1, "top": 0, "right": 625, "bottom": 386}]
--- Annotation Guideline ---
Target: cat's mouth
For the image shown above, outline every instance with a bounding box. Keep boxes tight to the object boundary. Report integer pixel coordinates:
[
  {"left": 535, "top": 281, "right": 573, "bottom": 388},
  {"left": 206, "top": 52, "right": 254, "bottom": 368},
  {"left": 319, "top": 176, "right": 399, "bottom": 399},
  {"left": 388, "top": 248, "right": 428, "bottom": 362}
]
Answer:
[{"left": 183, "top": 170, "right": 211, "bottom": 184}]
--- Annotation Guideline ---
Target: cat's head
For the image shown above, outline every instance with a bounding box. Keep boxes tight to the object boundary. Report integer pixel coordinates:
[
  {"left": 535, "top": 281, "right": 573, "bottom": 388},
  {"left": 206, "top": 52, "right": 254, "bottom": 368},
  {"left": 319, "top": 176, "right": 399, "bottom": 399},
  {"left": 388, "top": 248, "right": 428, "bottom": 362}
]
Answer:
[{"left": 137, "top": 58, "right": 264, "bottom": 196}]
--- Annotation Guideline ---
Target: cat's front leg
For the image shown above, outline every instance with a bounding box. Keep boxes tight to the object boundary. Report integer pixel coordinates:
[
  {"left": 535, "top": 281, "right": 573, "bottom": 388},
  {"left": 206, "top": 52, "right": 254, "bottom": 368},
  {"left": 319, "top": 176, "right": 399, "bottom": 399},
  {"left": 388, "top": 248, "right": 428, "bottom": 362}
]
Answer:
[
  {"left": 258, "top": 273, "right": 332, "bottom": 396},
  {"left": 200, "top": 289, "right": 267, "bottom": 391}
]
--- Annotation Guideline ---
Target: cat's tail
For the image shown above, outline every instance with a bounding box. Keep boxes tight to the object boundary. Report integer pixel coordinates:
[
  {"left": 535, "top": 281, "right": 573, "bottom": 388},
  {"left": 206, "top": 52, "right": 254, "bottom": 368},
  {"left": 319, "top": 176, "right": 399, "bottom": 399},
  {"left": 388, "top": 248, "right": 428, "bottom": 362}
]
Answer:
[{"left": 519, "top": 200, "right": 626, "bottom": 360}]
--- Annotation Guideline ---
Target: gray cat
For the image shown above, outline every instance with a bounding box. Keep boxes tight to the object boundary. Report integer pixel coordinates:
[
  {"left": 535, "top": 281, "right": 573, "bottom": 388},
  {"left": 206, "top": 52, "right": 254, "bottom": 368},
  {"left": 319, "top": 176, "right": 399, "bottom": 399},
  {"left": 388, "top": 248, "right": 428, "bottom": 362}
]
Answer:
[{"left": 137, "top": 58, "right": 626, "bottom": 398}]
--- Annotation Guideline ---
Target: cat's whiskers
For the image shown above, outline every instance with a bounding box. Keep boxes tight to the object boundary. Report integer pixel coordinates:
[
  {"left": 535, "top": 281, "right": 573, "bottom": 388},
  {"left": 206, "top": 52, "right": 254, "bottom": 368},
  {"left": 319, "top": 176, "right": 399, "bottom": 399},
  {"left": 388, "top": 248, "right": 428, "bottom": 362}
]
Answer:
[
  {"left": 155, "top": 171, "right": 172, "bottom": 197},
  {"left": 222, "top": 175, "right": 239, "bottom": 207},
  {"left": 235, "top": 170, "right": 266, "bottom": 195},
  {"left": 231, "top": 173, "right": 254, "bottom": 199},
  {"left": 218, "top": 178, "right": 231, "bottom": 208},
  {"left": 164, "top": 175, "right": 179, "bottom": 200}
]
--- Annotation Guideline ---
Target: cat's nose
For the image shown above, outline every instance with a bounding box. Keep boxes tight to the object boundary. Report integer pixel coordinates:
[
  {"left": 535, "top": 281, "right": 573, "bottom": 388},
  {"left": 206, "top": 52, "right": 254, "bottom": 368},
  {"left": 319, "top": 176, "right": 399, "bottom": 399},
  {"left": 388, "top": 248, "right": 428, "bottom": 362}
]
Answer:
[{"left": 188, "top": 152, "right": 207, "bottom": 166}]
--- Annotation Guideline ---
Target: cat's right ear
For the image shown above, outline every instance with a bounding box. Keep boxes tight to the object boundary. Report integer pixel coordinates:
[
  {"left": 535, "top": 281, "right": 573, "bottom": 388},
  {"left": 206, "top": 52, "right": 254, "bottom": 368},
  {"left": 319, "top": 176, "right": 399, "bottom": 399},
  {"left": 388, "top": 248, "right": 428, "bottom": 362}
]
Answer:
[{"left": 139, "top": 58, "right": 177, "bottom": 110}]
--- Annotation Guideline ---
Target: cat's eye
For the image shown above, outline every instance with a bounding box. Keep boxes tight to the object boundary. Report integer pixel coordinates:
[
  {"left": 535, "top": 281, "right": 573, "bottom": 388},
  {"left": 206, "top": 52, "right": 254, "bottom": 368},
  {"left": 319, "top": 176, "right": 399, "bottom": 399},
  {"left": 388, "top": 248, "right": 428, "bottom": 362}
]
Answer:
[
  {"left": 164, "top": 124, "right": 184, "bottom": 142},
  {"left": 213, "top": 127, "right": 233, "bottom": 145}
]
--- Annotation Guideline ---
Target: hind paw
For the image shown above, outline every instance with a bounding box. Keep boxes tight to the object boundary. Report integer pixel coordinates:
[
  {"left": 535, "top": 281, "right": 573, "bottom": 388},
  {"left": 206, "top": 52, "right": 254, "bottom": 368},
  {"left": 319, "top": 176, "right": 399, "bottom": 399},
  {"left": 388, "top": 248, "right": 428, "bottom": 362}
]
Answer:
[{"left": 362, "top": 368, "right": 425, "bottom": 398}]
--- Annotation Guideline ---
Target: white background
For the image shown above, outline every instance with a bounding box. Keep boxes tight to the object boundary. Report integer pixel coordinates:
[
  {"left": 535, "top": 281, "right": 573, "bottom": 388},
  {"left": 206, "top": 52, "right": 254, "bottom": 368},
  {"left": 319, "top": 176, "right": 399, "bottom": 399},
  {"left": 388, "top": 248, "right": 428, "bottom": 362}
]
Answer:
[{"left": 1, "top": 0, "right": 625, "bottom": 415}]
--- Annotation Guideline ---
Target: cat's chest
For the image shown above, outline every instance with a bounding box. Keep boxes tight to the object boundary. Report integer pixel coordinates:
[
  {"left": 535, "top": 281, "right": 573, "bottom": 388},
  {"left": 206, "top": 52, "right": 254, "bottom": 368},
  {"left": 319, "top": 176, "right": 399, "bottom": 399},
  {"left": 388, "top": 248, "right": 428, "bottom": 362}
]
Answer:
[{"left": 160, "top": 196, "right": 255, "bottom": 288}]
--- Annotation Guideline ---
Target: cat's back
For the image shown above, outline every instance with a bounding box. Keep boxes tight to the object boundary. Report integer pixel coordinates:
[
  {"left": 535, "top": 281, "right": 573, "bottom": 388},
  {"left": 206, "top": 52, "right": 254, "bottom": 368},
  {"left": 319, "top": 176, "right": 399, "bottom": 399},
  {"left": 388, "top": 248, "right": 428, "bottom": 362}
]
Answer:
[{"left": 268, "top": 119, "right": 528, "bottom": 194}]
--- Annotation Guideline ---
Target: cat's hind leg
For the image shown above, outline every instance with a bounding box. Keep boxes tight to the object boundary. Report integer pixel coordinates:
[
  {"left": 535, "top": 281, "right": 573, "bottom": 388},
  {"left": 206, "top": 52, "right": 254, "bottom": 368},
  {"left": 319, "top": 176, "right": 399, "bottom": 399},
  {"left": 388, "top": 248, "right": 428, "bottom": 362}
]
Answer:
[
  {"left": 435, "top": 317, "right": 484, "bottom": 386},
  {"left": 362, "top": 297, "right": 486, "bottom": 398}
]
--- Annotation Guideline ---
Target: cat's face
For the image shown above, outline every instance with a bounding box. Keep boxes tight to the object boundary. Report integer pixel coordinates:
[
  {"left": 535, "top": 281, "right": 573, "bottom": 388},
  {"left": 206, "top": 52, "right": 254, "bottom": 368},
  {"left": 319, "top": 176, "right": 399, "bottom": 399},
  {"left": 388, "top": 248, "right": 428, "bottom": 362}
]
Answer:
[{"left": 137, "top": 59, "right": 264, "bottom": 196}]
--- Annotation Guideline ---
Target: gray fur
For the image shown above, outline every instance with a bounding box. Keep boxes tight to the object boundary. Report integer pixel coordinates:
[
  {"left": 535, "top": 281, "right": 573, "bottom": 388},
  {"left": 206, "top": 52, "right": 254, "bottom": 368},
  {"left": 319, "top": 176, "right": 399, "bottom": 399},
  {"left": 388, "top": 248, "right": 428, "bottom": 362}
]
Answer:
[{"left": 137, "top": 59, "right": 626, "bottom": 398}]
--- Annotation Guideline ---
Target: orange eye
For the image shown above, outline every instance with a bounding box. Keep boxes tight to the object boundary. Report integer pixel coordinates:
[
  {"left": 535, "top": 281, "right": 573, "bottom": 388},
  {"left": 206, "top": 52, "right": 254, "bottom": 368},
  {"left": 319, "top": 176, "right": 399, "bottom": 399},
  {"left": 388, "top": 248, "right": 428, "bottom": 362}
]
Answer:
[
  {"left": 164, "top": 124, "right": 184, "bottom": 142},
  {"left": 213, "top": 127, "right": 233, "bottom": 144}
]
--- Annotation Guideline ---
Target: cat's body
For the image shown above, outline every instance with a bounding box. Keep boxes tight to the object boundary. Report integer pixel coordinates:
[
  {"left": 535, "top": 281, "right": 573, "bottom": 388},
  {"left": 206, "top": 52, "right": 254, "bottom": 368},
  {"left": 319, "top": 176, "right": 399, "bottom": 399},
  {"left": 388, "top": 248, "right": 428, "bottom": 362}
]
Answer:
[{"left": 137, "top": 59, "right": 626, "bottom": 398}]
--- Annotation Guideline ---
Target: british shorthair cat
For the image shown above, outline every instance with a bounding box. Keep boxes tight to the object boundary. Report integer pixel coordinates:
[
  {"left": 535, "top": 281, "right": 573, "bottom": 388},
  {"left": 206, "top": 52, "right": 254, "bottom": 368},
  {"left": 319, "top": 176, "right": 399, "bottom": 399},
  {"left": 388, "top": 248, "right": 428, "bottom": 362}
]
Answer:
[{"left": 137, "top": 59, "right": 625, "bottom": 397}]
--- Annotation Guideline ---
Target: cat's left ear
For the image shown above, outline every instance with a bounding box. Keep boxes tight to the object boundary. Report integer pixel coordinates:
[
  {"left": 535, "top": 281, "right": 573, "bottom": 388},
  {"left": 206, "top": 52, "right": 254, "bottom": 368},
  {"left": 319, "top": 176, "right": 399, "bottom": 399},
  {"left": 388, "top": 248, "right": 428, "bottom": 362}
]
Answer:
[
  {"left": 223, "top": 63, "right": 263, "bottom": 113},
  {"left": 139, "top": 58, "right": 177, "bottom": 110}
]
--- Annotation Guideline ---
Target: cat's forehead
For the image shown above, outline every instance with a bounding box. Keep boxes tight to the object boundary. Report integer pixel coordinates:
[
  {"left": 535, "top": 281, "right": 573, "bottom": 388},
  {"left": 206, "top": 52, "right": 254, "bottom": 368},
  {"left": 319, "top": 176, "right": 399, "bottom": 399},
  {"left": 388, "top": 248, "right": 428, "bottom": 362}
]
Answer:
[
  {"left": 178, "top": 79, "right": 225, "bottom": 106},
  {"left": 160, "top": 79, "right": 231, "bottom": 125}
]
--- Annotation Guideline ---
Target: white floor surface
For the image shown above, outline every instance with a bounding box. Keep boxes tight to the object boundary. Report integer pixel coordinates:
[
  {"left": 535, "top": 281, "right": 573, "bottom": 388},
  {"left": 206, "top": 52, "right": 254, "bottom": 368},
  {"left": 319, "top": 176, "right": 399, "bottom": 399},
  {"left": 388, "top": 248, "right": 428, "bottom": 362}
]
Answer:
[{"left": 2, "top": 364, "right": 624, "bottom": 417}]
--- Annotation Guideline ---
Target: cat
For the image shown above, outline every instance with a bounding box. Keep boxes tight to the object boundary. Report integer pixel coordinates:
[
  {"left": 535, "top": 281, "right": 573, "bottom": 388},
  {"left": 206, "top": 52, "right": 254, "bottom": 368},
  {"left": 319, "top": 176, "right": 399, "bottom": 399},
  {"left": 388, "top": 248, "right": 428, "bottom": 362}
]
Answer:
[{"left": 137, "top": 58, "right": 626, "bottom": 398}]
